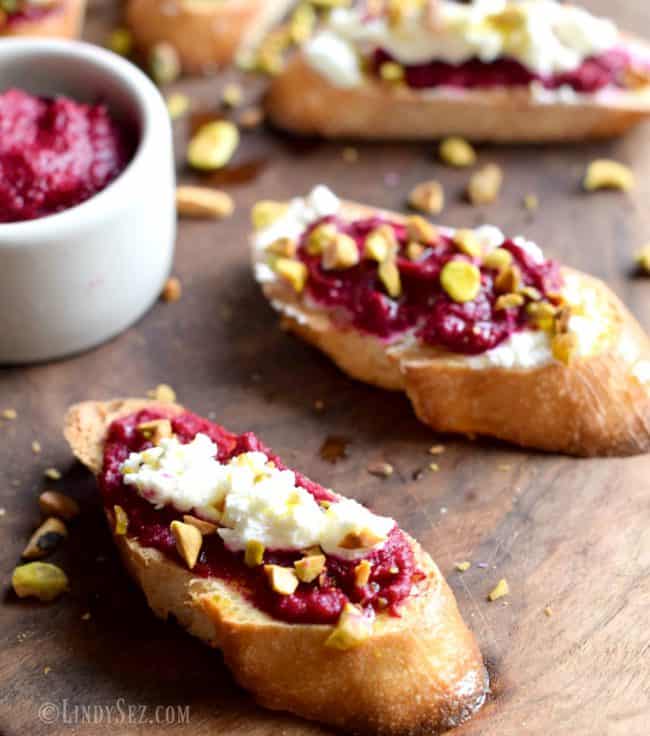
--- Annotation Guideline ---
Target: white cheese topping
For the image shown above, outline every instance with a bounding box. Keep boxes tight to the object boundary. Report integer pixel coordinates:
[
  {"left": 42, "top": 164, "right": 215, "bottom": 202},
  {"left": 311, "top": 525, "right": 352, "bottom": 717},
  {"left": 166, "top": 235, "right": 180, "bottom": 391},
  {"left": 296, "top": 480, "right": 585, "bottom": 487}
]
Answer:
[
  {"left": 121, "top": 434, "right": 394, "bottom": 559},
  {"left": 304, "top": 0, "right": 619, "bottom": 88}
]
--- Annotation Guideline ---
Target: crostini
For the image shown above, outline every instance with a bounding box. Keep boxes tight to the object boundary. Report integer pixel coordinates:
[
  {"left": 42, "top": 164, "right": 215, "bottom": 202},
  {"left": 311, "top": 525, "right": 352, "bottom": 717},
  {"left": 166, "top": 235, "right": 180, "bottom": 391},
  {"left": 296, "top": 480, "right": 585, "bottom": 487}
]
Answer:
[
  {"left": 265, "top": 0, "right": 650, "bottom": 141},
  {"left": 125, "top": 0, "right": 295, "bottom": 74},
  {"left": 0, "top": 0, "right": 86, "bottom": 39},
  {"left": 252, "top": 186, "right": 650, "bottom": 457},
  {"left": 64, "top": 398, "right": 488, "bottom": 735}
]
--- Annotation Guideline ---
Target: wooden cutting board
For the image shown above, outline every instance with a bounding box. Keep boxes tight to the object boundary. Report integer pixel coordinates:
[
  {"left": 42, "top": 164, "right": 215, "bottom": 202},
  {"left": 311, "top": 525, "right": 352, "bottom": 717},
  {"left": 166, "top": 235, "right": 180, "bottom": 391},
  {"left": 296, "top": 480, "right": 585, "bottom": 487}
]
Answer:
[{"left": 2, "top": 1, "right": 650, "bottom": 734}]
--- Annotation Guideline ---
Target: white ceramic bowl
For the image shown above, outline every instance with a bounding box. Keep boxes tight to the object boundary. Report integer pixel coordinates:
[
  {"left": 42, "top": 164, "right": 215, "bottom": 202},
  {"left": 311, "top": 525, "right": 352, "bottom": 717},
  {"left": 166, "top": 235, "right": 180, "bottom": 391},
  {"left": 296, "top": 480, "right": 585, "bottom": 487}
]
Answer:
[{"left": 0, "top": 39, "right": 176, "bottom": 364}]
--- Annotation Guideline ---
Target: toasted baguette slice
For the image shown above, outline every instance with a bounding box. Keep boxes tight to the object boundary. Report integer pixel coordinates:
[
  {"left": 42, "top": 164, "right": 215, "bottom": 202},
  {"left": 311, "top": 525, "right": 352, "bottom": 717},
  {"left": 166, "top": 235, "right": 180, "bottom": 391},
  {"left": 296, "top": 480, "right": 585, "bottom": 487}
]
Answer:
[
  {"left": 125, "top": 0, "right": 294, "bottom": 74},
  {"left": 64, "top": 398, "right": 488, "bottom": 735},
  {"left": 0, "top": 0, "right": 86, "bottom": 39},
  {"left": 253, "top": 196, "right": 650, "bottom": 456},
  {"left": 265, "top": 53, "right": 650, "bottom": 142}
]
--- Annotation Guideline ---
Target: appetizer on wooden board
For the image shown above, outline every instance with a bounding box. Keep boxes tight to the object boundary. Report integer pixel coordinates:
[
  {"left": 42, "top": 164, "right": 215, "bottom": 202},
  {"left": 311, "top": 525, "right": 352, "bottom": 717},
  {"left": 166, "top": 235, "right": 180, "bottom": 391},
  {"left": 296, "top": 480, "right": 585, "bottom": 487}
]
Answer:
[
  {"left": 0, "top": 0, "right": 86, "bottom": 39},
  {"left": 252, "top": 187, "right": 650, "bottom": 457},
  {"left": 265, "top": 0, "right": 650, "bottom": 141},
  {"left": 125, "top": 0, "right": 295, "bottom": 74},
  {"left": 64, "top": 399, "right": 488, "bottom": 735}
]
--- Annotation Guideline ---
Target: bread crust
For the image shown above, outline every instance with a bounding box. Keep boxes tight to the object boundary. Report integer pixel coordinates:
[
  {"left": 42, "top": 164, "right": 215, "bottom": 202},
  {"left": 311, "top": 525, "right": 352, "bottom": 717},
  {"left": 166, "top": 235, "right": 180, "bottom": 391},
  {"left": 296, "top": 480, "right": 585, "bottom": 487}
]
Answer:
[
  {"left": 125, "top": 0, "right": 294, "bottom": 74},
  {"left": 0, "top": 0, "right": 86, "bottom": 39},
  {"left": 265, "top": 53, "right": 650, "bottom": 142},
  {"left": 255, "top": 202, "right": 650, "bottom": 457},
  {"left": 64, "top": 398, "right": 488, "bottom": 735}
]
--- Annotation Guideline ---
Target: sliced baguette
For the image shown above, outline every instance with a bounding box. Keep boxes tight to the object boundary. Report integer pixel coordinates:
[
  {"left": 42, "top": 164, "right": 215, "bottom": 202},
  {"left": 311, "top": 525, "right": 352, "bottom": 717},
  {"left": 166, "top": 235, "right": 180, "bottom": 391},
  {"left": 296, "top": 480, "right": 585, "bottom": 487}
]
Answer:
[
  {"left": 1, "top": 0, "right": 86, "bottom": 39},
  {"left": 125, "top": 0, "right": 295, "bottom": 74},
  {"left": 64, "top": 398, "right": 488, "bottom": 735},
  {"left": 265, "top": 52, "right": 650, "bottom": 142},
  {"left": 254, "top": 200, "right": 650, "bottom": 457}
]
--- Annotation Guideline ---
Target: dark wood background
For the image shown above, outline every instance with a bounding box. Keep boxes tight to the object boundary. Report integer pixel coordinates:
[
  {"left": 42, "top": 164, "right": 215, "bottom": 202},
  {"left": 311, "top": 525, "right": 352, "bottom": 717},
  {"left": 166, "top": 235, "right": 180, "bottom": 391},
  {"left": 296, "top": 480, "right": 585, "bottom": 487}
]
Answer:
[{"left": 2, "top": 1, "right": 650, "bottom": 734}]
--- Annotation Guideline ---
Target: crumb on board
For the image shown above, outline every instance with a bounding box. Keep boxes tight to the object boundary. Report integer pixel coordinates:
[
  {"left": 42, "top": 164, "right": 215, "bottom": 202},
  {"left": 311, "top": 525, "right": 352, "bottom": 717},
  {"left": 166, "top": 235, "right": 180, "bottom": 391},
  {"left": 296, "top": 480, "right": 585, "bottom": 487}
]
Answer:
[
  {"left": 488, "top": 578, "right": 510, "bottom": 602},
  {"left": 44, "top": 468, "right": 62, "bottom": 481},
  {"left": 455, "top": 561, "right": 471, "bottom": 572}
]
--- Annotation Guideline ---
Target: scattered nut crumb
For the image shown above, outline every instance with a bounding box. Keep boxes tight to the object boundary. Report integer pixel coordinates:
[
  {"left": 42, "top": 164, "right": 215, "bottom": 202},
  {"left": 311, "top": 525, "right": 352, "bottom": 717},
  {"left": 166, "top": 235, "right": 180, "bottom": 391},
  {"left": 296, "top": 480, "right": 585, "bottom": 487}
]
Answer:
[
  {"left": 367, "top": 461, "right": 394, "bottom": 478},
  {"left": 147, "top": 384, "right": 176, "bottom": 403},
  {"left": 149, "top": 42, "right": 181, "bottom": 85},
  {"left": 488, "top": 578, "right": 510, "bottom": 601},
  {"left": 44, "top": 468, "right": 61, "bottom": 481},
  {"left": 177, "top": 185, "right": 234, "bottom": 219},
  {"left": 221, "top": 82, "right": 243, "bottom": 108},
  {"left": 31, "top": 440, "right": 41, "bottom": 454},
  {"left": 455, "top": 561, "right": 471, "bottom": 572},
  {"left": 429, "top": 444, "right": 445, "bottom": 455},
  {"left": 439, "top": 137, "right": 476, "bottom": 168},
  {"left": 39, "top": 491, "right": 80, "bottom": 521},
  {"left": 2, "top": 408, "right": 17, "bottom": 420},
  {"left": 161, "top": 277, "right": 182, "bottom": 304},
  {"left": 0, "top": 508, "right": 6, "bottom": 517},
  {"left": 43, "top": 666, "right": 52, "bottom": 675},
  {"left": 429, "top": 463, "right": 439, "bottom": 472},
  {"left": 342, "top": 147, "right": 359, "bottom": 163},
  {"left": 635, "top": 244, "right": 650, "bottom": 274},
  {"left": 81, "top": 612, "right": 91, "bottom": 621},
  {"left": 314, "top": 399, "right": 325, "bottom": 411},
  {"left": 544, "top": 606, "right": 553, "bottom": 617},
  {"left": 187, "top": 120, "right": 240, "bottom": 171},
  {"left": 12, "top": 562, "right": 69, "bottom": 602},
  {"left": 166, "top": 92, "right": 190, "bottom": 120},
  {"left": 106, "top": 27, "right": 132, "bottom": 56},
  {"left": 467, "top": 164, "right": 503, "bottom": 205},
  {"left": 408, "top": 180, "right": 444, "bottom": 215},
  {"left": 584, "top": 159, "right": 634, "bottom": 192},
  {"left": 524, "top": 193, "right": 538, "bottom": 211},
  {"left": 238, "top": 106, "right": 265, "bottom": 129},
  {"left": 498, "top": 464, "right": 512, "bottom": 471}
]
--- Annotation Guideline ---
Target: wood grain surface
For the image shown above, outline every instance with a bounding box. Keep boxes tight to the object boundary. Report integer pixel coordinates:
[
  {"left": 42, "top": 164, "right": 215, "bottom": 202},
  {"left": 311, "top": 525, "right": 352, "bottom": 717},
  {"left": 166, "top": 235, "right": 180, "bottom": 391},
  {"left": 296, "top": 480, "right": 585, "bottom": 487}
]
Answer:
[{"left": 2, "top": 1, "right": 650, "bottom": 734}]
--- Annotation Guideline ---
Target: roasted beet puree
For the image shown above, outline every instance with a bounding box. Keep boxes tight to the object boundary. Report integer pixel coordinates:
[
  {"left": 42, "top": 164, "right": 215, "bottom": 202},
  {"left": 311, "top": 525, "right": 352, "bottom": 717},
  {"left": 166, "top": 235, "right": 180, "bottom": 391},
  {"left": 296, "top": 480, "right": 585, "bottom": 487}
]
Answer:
[
  {"left": 101, "top": 409, "right": 420, "bottom": 625},
  {"left": 373, "top": 48, "right": 636, "bottom": 94},
  {"left": 298, "top": 216, "right": 562, "bottom": 355},
  {"left": 0, "top": 89, "right": 134, "bottom": 223}
]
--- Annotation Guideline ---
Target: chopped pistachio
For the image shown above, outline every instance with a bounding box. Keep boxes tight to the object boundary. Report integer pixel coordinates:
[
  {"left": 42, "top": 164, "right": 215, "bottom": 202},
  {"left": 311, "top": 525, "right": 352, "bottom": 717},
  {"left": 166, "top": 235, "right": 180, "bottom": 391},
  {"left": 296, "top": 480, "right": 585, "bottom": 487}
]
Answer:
[
  {"left": 294, "top": 554, "right": 326, "bottom": 583},
  {"left": 149, "top": 42, "right": 181, "bottom": 85},
  {"left": 483, "top": 247, "right": 512, "bottom": 271},
  {"left": 307, "top": 222, "right": 338, "bottom": 255},
  {"left": 406, "top": 242, "right": 425, "bottom": 261},
  {"left": 2, "top": 408, "right": 17, "bottom": 420},
  {"left": 378, "top": 259, "right": 402, "bottom": 298},
  {"left": 495, "top": 293, "right": 524, "bottom": 311},
  {"left": 339, "top": 528, "right": 385, "bottom": 550},
  {"left": 12, "top": 562, "right": 69, "bottom": 602},
  {"left": 406, "top": 214, "right": 439, "bottom": 244},
  {"left": 551, "top": 332, "right": 579, "bottom": 365},
  {"left": 367, "top": 461, "right": 394, "bottom": 478},
  {"left": 526, "top": 301, "right": 557, "bottom": 332},
  {"left": 290, "top": 2, "right": 317, "bottom": 43},
  {"left": 354, "top": 559, "right": 372, "bottom": 587},
  {"left": 44, "top": 468, "right": 61, "bottom": 481},
  {"left": 439, "top": 137, "right": 477, "bottom": 168},
  {"left": 244, "top": 540, "right": 265, "bottom": 567},
  {"left": 635, "top": 244, "right": 650, "bottom": 274},
  {"left": 455, "top": 561, "right": 471, "bottom": 572},
  {"left": 267, "top": 237, "right": 297, "bottom": 258},
  {"left": 137, "top": 418, "right": 173, "bottom": 444},
  {"left": 365, "top": 225, "right": 398, "bottom": 262},
  {"left": 31, "top": 440, "right": 41, "bottom": 454},
  {"left": 494, "top": 264, "right": 522, "bottom": 294},
  {"left": 106, "top": 28, "right": 132, "bottom": 56},
  {"left": 521, "top": 286, "right": 542, "bottom": 301},
  {"left": 187, "top": 121, "right": 240, "bottom": 171},
  {"left": 325, "top": 603, "right": 373, "bottom": 650},
  {"left": 379, "top": 61, "right": 405, "bottom": 82},
  {"left": 221, "top": 82, "right": 243, "bottom": 108},
  {"left": 453, "top": 229, "right": 482, "bottom": 258},
  {"left": 182, "top": 515, "right": 217, "bottom": 536},
  {"left": 22, "top": 518, "right": 67, "bottom": 560},
  {"left": 544, "top": 605, "right": 554, "bottom": 617},
  {"left": 584, "top": 159, "right": 634, "bottom": 192},
  {"left": 274, "top": 258, "right": 308, "bottom": 293},
  {"left": 440, "top": 260, "right": 481, "bottom": 303},
  {"left": 488, "top": 578, "right": 510, "bottom": 602},
  {"left": 524, "top": 193, "right": 539, "bottom": 211},
  {"left": 264, "top": 564, "right": 299, "bottom": 595},
  {"left": 147, "top": 384, "right": 176, "bottom": 403},
  {"left": 176, "top": 186, "right": 234, "bottom": 219},
  {"left": 39, "top": 491, "right": 80, "bottom": 521},
  {"left": 429, "top": 462, "right": 439, "bottom": 472},
  {"left": 251, "top": 200, "right": 288, "bottom": 230},
  {"left": 170, "top": 520, "right": 203, "bottom": 570},
  {"left": 408, "top": 181, "right": 444, "bottom": 216},
  {"left": 322, "top": 233, "right": 360, "bottom": 270},
  {"left": 467, "top": 164, "right": 503, "bottom": 206},
  {"left": 114, "top": 505, "right": 128, "bottom": 536}
]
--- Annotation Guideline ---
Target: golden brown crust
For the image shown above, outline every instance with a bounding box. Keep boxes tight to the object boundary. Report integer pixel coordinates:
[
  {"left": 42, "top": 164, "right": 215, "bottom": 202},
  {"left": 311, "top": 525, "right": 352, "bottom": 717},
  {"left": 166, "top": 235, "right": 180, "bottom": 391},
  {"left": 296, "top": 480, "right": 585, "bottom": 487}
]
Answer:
[
  {"left": 125, "top": 0, "right": 294, "bottom": 74},
  {"left": 64, "top": 399, "right": 488, "bottom": 734},
  {"left": 256, "top": 203, "right": 650, "bottom": 457},
  {"left": 0, "top": 0, "right": 86, "bottom": 39},
  {"left": 265, "top": 53, "right": 650, "bottom": 142}
]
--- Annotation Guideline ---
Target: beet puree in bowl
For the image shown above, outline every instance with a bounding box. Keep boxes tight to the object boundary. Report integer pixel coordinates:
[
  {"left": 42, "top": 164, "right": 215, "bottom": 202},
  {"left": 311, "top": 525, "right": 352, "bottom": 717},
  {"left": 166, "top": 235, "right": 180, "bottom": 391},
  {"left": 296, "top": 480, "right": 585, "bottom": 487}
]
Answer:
[{"left": 0, "top": 39, "right": 176, "bottom": 364}]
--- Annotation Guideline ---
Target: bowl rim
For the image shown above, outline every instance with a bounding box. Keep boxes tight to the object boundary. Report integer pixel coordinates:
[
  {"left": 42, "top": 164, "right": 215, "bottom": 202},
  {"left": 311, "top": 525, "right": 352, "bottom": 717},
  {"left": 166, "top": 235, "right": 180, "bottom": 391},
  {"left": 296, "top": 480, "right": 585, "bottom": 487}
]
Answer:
[{"left": 0, "top": 38, "right": 168, "bottom": 243}]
